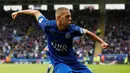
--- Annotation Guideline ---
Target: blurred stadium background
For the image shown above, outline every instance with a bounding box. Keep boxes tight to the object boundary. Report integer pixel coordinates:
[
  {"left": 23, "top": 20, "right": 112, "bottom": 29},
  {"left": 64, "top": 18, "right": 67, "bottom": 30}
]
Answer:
[{"left": 0, "top": 0, "right": 130, "bottom": 73}]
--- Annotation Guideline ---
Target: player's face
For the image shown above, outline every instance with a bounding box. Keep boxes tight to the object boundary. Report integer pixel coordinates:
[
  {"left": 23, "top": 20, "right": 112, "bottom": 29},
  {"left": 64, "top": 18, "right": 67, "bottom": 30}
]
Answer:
[{"left": 60, "top": 10, "right": 72, "bottom": 28}]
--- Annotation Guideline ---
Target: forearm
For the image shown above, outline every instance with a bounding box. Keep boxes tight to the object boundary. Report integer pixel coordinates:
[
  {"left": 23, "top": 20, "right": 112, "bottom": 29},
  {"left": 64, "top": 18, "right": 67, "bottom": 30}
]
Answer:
[
  {"left": 17, "top": 10, "right": 39, "bottom": 16},
  {"left": 83, "top": 28, "right": 104, "bottom": 43},
  {"left": 88, "top": 32, "right": 104, "bottom": 43}
]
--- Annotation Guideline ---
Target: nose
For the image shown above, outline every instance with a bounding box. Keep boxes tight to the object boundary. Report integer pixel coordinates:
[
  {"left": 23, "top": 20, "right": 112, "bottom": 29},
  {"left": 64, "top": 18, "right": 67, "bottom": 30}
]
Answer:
[{"left": 69, "top": 17, "right": 72, "bottom": 21}]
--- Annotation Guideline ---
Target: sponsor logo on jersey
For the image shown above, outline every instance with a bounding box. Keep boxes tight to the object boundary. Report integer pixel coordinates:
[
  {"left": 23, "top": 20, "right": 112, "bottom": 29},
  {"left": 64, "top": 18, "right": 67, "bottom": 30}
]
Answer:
[{"left": 51, "top": 41, "right": 67, "bottom": 52}]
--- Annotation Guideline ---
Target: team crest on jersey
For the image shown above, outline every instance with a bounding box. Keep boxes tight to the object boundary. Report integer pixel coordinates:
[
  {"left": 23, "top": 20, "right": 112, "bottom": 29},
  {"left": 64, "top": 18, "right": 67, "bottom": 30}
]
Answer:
[{"left": 65, "top": 33, "right": 71, "bottom": 38}]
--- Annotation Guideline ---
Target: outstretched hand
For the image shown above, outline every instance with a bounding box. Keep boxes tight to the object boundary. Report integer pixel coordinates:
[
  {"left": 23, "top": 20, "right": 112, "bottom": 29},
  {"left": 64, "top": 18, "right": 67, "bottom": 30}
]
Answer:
[
  {"left": 101, "top": 42, "right": 109, "bottom": 49},
  {"left": 11, "top": 12, "right": 18, "bottom": 20}
]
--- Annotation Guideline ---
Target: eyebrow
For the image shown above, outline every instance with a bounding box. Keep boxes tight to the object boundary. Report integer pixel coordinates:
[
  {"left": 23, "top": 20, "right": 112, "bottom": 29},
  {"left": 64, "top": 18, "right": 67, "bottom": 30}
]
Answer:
[{"left": 65, "top": 15, "right": 71, "bottom": 17}]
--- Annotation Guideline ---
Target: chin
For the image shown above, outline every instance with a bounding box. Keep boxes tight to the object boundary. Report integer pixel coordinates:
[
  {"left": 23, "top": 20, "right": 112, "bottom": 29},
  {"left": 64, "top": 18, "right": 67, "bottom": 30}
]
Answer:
[
  {"left": 67, "top": 22, "right": 71, "bottom": 24},
  {"left": 69, "top": 21, "right": 71, "bottom": 24}
]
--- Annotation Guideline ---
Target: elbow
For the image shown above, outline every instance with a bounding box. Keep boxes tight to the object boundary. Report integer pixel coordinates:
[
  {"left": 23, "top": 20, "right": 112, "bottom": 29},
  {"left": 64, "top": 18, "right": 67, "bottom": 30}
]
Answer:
[
  {"left": 34, "top": 10, "right": 40, "bottom": 13},
  {"left": 33, "top": 10, "right": 40, "bottom": 14}
]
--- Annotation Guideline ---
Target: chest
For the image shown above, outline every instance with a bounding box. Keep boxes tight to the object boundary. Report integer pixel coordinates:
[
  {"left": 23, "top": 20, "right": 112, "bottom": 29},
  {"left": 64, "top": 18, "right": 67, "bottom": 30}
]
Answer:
[{"left": 47, "top": 29, "right": 73, "bottom": 40}]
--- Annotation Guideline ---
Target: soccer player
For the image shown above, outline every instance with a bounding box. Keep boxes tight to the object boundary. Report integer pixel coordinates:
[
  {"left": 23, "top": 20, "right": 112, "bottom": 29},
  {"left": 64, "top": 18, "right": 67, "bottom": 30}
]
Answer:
[{"left": 12, "top": 7, "right": 108, "bottom": 73}]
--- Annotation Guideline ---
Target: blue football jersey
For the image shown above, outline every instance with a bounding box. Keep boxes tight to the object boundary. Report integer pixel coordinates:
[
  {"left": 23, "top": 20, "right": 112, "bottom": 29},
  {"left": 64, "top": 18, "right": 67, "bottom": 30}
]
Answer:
[{"left": 38, "top": 15, "right": 86, "bottom": 68}]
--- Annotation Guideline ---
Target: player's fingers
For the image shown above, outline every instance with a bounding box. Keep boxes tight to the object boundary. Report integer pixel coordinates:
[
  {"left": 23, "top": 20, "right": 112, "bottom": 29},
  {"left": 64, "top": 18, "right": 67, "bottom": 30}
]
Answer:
[
  {"left": 11, "top": 12, "right": 17, "bottom": 19},
  {"left": 103, "top": 45, "right": 107, "bottom": 48},
  {"left": 12, "top": 15, "right": 16, "bottom": 19},
  {"left": 105, "top": 44, "right": 109, "bottom": 48},
  {"left": 104, "top": 45, "right": 106, "bottom": 48},
  {"left": 11, "top": 14, "right": 14, "bottom": 18},
  {"left": 103, "top": 46, "right": 106, "bottom": 48}
]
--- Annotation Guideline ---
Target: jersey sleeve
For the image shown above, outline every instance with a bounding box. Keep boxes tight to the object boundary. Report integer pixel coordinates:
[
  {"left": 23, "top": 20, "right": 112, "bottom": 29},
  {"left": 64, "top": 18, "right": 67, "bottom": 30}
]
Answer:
[
  {"left": 71, "top": 24, "right": 85, "bottom": 36},
  {"left": 38, "top": 15, "right": 49, "bottom": 31}
]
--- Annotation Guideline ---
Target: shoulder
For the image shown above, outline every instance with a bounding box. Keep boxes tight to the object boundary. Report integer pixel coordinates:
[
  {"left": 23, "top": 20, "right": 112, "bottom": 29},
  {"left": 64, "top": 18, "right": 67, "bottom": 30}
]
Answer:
[
  {"left": 47, "top": 20, "right": 56, "bottom": 25},
  {"left": 45, "top": 20, "right": 56, "bottom": 28},
  {"left": 69, "top": 24, "right": 84, "bottom": 34},
  {"left": 69, "top": 24, "right": 76, "bottom": 29},
  {"left": 69, "top": 24, "right": 81, "bottom": 30}
]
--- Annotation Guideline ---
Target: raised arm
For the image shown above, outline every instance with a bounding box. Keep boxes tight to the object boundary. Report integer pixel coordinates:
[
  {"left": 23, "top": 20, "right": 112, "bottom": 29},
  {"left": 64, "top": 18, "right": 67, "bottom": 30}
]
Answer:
[
  {"left": 11, "top": 10, "right": 42, "bottom": 20},
  {"left": 82, "top": 28, "right": 108, "bottom": 48}
]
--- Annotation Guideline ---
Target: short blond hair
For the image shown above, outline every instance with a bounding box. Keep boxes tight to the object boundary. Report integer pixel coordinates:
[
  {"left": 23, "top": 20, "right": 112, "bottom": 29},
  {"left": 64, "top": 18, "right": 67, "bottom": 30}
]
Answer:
[{"left": 55, "top": 7, "right": 69, "bottom": 17}]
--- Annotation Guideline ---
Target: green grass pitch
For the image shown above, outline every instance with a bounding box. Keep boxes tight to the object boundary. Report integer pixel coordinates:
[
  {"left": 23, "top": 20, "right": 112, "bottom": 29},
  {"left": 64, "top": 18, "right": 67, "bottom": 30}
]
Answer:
[{"left": 0, "top": 64, "right": 129, "bottom": 73}]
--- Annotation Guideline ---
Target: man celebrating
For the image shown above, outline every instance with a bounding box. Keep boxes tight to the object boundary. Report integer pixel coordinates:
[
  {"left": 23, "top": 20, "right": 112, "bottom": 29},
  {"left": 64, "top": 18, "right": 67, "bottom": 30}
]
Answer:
[{"left": 12, "top": 7, "right": 108, "bottom": 73}]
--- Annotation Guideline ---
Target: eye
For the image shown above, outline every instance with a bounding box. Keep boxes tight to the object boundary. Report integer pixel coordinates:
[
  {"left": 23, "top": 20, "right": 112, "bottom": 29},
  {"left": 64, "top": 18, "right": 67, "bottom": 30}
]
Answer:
[{"left": 66, "top": 15, "right": 70, "bottom": 18}]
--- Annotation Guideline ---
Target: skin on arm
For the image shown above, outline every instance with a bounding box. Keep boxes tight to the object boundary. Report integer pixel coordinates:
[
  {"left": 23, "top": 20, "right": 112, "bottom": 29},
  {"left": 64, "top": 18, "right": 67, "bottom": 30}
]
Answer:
[
  {"left": 11, "top": 10, "right": 43, "bottom": 20},
  {"left": 82, "top": 28, "right": 108, "bottom": 48}
]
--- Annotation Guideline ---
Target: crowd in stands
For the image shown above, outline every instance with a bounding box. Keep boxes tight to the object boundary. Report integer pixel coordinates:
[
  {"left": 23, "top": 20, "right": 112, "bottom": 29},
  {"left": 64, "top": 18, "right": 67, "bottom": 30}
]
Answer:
[
  {"left": 102, "top": 10, "right": 130, "bottom": 55},
  {"left": 0, "top": 9, "right": 99, "bottom": 62}
]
